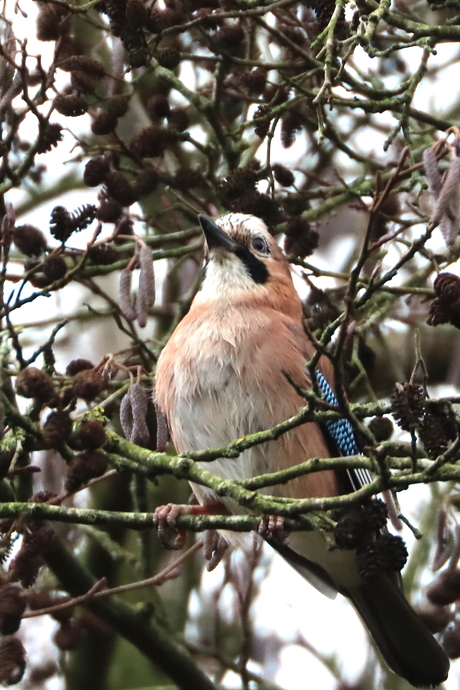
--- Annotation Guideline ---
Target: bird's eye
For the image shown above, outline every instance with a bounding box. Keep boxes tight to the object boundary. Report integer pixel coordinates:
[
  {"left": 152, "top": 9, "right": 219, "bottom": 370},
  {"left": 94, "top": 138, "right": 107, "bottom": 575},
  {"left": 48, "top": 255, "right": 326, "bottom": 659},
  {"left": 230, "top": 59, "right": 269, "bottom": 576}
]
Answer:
[{"left": 252, "top": 237, "right": 269, "bottom": 254}]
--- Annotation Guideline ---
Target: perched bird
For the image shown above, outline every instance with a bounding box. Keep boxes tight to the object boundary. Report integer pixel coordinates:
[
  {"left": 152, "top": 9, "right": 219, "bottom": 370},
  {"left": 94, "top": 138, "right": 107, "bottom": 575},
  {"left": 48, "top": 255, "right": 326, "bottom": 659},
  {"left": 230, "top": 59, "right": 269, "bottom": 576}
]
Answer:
[{"left": 155, "top": 212, "right": 449, "bottom": 687}]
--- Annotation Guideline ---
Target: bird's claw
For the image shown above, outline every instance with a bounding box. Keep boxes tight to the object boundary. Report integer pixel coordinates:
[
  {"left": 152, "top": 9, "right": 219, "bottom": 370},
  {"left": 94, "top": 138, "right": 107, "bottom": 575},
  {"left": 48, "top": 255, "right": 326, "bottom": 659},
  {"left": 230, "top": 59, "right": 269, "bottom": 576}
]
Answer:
[
  {"left": 258, "top": 515, "right": 288, "bottom": 543},
  {"left": 153, "top": 503, "right": 188, "bottom": 550},
  {"left": 203, "top": 530, "right": 229, "bottom": 571}
]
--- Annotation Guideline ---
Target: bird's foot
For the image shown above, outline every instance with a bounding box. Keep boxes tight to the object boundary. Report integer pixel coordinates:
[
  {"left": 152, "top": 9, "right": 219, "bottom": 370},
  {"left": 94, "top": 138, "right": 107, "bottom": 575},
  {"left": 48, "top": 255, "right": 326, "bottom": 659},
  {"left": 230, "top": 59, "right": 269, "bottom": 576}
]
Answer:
[
  {"left": 153, "top": 500, "right": 227, "bottom": 553},
  {"left": 258, "top": 515, "right": 288, "bottom": 543},
  {"left": 203, "top": 530, "right": 229, "bottom": 571},
  {"left": 153, "top": 503, "right": 191, "bottom": 550}
]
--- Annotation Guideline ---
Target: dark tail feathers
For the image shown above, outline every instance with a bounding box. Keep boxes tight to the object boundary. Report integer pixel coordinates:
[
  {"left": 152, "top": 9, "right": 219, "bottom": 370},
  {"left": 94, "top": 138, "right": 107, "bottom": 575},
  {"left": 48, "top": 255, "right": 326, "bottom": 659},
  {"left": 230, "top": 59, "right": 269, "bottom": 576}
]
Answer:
[{"left": 347, "top": 578, "right": 449, "bottom": 688}]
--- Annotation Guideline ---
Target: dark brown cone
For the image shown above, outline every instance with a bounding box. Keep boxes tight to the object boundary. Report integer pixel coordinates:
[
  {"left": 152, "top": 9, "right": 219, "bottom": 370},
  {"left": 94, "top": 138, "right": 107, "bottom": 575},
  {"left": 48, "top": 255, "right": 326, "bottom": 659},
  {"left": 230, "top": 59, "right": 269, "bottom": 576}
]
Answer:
[
  {"left": 43, "top": 256, "right": 67, "bottom": 281},
  {"left": 0, "top": 637, "right": 26, "bottom": 685},
  {"left": 272, "top": 164, "right": 294, "bottom": 187},
  {"left": 42, "top": 410, "right": 73, "bottom": 448},
  {"left": 97, "top": 199, "right": 123, "bottom": 223},
  {"left": 36, "top": 123, "right": 63, "bottom": 153},
  {"left": 13, "top": 225, "right": 47, "bottom": 257},
  {"left": 83, "top": 157, "right": 110, "bottom": 187},
  {"left": 355, "top": 540, "right": 385, "bottom": 581},
  {"left": 0, "top": 585, "right": 26, "bottom": 635},
  {"left": 87, "top": 244, "right": 119, "bottom": 265},
  {"left": 427, "top": 569, "right": 460, "bottom": 606},
  {"left": 390, "top": 382, "right": 426, "bottom": 432},
  {"left": 368, "top": 416, "right": 394, "bottom": 442},
  {"left": 77, "top": 421, "right": 106, "bottom": 450},
  {"left": 66, "top": 359, "right": 94, "bottom": 376},
  {"left": 54, "top": 94, "right": 87, "bottom": 117},
  {"left": 91, "top": 110, "right": 118, "bottom": 136},
  {"left": 434, "top": 273, "right": 460, "bottom": 303},
  {"left": 71, "top": 370, "right": 105, "bottom": 401},
  {"left": 16, "top": 367, "right": 54, "bottom": 402},
  {"left": 65, "top": 451, "right": 108, "bottom": 492}
]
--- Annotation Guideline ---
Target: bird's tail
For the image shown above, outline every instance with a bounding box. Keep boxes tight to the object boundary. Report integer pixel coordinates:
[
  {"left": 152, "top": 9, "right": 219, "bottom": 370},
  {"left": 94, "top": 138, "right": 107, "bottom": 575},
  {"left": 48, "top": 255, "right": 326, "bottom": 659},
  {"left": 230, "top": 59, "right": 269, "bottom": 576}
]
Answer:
[{"left": 347, "top": 577, "right": 449, "bottom": 688}]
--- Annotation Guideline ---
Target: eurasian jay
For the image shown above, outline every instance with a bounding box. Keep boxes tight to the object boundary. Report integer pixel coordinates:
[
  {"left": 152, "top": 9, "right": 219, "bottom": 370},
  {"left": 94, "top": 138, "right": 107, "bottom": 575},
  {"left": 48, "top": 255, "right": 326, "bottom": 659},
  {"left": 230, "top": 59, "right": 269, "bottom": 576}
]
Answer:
[{"left": 155, "top": 212, "right": 449, "bottom": 688}]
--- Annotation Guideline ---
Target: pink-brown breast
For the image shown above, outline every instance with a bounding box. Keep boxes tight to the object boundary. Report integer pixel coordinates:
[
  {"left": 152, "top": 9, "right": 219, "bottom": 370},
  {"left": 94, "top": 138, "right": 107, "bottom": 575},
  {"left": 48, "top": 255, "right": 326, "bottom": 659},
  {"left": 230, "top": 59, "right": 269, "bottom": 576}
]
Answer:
[{"left": 155, "top": 298, "right": 340, "bottom": 507}]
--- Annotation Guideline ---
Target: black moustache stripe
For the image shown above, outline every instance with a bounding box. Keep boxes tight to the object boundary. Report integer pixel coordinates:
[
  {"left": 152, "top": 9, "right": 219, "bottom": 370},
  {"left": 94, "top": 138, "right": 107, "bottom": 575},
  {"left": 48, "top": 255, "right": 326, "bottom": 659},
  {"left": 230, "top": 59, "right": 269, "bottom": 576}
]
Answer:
[{"left": 234, "top": 246, "right": 269, "bottom": 284}]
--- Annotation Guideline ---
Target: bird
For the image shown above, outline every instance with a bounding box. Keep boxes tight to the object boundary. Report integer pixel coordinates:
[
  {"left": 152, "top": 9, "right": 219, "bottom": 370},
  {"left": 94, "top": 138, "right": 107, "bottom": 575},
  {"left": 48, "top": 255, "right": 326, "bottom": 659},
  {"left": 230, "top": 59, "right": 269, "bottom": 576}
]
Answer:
[{"left": 154, "top": 211, "right": 450, "bottom": 688}]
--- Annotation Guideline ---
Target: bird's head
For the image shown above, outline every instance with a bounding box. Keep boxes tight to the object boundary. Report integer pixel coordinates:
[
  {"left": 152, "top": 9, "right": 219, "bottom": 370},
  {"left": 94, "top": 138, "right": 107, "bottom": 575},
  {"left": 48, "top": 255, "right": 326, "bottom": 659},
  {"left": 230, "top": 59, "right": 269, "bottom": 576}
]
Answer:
[{"left": 195, "top": 213, "right": 301, "bottom": 315}]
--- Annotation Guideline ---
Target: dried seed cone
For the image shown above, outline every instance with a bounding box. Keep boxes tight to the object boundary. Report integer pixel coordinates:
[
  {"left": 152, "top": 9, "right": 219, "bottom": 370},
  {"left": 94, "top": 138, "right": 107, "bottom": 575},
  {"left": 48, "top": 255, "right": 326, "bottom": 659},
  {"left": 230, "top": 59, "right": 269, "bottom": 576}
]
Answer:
[
  {"left": 375, "top": 533, "right": 408, "bottom": 571},
  {"left": 91, "top": 110, "right": 118, "bottom": 135},
  {"left": 59, "top": 56, "right": 105, "bottom": 79},
  {"left": 71, "top": 370, "right": 105, "bottom": 400},
  {"left": 147, "top": 94, "right": 171, "bottom": 120},
  {"left": 54, "top": 94, "right": 88, "bottom": 117},
  {"left": 284, "top": 218, "right": 319, "bottom": 258},
  {"left": 13, "top": 225, "right": 47, "bottom": 256},
  {"left": 105, "top": 172, "right": 138, "bottom": 206},
  {"left": 253, "top": 105, "right": 271, "bottom": 139},
  {"left": 43, "top": 256, "right": 67, "bottom": 281},
  {"left": 11, "top": 529, "right": 57, "bottom": 588},
  {"left": 239, "top": 68, "right": 267, "bottom": 95},
  {"left": 356, "top": 541, "right": 385, "bottom": 581},
  {"left": 65, "top": 451, "right": 108, "bottom": 492},
  {"left": 97, "top": 199, "right": 123, "bottom": 223},
  {"left": 174, "top": 168, "right": 204, "bottom": 192},
  {"left": 362, "top": 499, "right": 389, "bottom": 531},
  {"left": 42, "top": 410, "right": 73, "bottom": 448},
  {"left": 167, "top": 109, "right": 189, "bottom": 132},
  {"left": 71, "top": 205, "right": 97, "bottom": 232},
  {"left": 157, "top": 49, "right": 181, "bottom": 70},
  {"left": 66, "top": 359, "right": 94, "bottom": 376},
  {"left": 333, "top": 516, "right": 366, "bottom": 550},
  {"left": 28, "top": 490, "right": 58, "bottom": 504},
  {"left": 135, "top": 168, "right": 159, "bottom": 197},
  {"left": 87, "top": 244, "right": 119, "bottom": 265},
  {"left": 50, "top": 206, "right": 72, "bottom": 242},
  {"left": 36, "top": 4, "right": 66, "bottom": 41},
  {"left": 427, "top": 569, "right": 460, "bottom": 606},
  {"left": 0, "top": 636, "right": 26, "bottom": 685},
  {"left": 37, "top": 122, "right": 63, "bottom": 154},
  {"left": 390, "top": 382, "right": 426, "bottom": 432},
  {"left": 84, "top": 157, "right": 110, "bottom": 187},
  {"left": 105, "top": 95, "right": 130, "bottom": 118},
  {"left": 0, "top": 585, "right": 26, "bottom": 635},
  {"left": 368, "top": 416, "right": 394, "bottom": 441},
  {"left": 281, "top": 111, "right": 302, "bottom": 149},
  {"left": 434, "top": 273, "right": 460, "bottom": 303},
  {"left": 427, "top": 299, "right": 460, "bottom": 328},
  {"left": 78, "top": 421, "right": 106, "bottom": 449},
  {"left": 272, "top": 164, "right": 294, "bottom": 187},
  {"left": 16, "top": 367, "right": 54, "bottom": 402},
  {"left": 418, "top": 414, "right": 449, "bottom": 459},
  {"left": 131, "top": 126, "right": 165, "bottom": 157}
]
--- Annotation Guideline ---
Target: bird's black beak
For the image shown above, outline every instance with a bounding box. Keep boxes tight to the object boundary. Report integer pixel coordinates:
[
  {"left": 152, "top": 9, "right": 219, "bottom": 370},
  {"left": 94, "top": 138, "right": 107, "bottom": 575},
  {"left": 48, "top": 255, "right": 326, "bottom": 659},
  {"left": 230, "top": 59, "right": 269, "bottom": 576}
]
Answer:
[{"left": 198, "top": 214, "right": 239, "bottom": 252}]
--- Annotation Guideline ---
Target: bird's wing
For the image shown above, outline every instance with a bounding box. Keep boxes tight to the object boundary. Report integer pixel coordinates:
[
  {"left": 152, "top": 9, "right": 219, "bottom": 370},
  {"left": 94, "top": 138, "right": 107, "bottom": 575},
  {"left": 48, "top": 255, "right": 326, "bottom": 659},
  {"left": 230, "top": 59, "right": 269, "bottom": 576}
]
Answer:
[{"left": 315, "top": 368, "right": 373, "bottom": 492}]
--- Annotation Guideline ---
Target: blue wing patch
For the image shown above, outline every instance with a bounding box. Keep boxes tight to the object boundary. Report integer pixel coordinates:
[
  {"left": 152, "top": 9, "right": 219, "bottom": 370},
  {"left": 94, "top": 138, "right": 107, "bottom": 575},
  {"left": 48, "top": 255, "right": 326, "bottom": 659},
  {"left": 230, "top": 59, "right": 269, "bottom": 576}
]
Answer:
[{"left": 315, "top": 369, "right": 371, "bottom": 490}]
